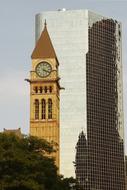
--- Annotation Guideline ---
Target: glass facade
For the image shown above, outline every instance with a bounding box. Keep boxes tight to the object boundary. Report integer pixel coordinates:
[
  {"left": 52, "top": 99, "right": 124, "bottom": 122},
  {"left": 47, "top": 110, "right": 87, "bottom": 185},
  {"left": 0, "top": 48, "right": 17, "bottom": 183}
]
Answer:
[
  {"left": 35, "top": 10, "right": 125, "bottom": 188},
  {"left": 86, "top": 18, "right": 125, "bottom": 190},
  {"left": 75, "top": 131, "right": 87, "bottom": 189}
]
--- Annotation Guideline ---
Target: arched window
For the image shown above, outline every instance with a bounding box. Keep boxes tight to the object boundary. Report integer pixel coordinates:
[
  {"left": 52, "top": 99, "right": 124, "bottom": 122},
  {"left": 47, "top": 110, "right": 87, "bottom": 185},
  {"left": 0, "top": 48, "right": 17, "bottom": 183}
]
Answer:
[
  {"left": 48, "top": 99, "right": 52, "bottom": 119},
  {"left": 44, "top": 86, "right": 47, "bottom": 93},
  {"left": 35, "top": 99, "right": 39, "bottom": 119},
  {"left": 35, "top": 86, "right": 38, "bottom": 93},
  {"left": 49, "top": 86, "right": 52, "bottom": 93},
  {"left": 41, "top": 99, "right": 46, "bottom": 119}
]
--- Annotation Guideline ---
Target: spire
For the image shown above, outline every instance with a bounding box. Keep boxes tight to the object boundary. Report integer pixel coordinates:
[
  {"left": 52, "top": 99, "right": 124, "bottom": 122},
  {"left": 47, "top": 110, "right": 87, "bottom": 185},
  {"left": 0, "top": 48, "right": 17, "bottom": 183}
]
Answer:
[
  {"left": 31, "top": 22, "right": 57, "bottom": 59},
  {"left": 44, "top": 19, "right": 47, "bottom": 27}
]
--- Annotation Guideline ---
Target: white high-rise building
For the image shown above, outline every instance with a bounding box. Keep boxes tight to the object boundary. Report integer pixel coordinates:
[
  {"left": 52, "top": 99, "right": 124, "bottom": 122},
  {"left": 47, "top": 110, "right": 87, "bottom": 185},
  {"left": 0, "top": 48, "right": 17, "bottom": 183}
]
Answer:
[{"left": 33, "top": 9, "right": 125, "bottom": 189}]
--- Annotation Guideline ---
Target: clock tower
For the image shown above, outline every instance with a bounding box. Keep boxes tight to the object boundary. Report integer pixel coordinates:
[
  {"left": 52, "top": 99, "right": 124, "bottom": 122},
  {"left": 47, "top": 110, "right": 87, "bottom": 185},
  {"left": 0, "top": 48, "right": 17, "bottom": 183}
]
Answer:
[{"left": 29, "top": 22, "right": 60, "bottom": 168}]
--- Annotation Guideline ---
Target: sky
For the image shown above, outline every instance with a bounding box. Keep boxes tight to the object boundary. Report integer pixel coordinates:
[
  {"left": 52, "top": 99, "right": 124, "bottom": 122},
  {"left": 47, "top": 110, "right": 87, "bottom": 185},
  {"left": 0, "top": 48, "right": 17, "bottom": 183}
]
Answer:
[{"left": 0, "top": 0, "right": 127, "bottom": 153}]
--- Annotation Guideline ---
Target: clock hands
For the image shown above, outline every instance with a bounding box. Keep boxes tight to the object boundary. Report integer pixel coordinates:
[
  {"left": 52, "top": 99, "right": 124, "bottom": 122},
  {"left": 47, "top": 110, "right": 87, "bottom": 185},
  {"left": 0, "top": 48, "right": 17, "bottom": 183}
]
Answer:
[{"left": 43, "top": 69, "right": 50, "bottom": 73}]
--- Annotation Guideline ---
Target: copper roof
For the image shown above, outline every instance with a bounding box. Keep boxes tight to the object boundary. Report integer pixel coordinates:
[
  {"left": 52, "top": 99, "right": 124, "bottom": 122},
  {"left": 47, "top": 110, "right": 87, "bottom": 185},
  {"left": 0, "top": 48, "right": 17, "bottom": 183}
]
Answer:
[{"left": 31, "top": 23, "right": 57, "bottom": 59}]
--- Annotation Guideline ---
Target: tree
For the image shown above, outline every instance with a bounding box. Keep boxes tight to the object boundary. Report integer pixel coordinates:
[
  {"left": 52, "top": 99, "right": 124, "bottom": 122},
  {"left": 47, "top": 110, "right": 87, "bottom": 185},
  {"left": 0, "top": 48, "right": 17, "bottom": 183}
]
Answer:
[{"left": 0, "top": 133, "right": 75, "bottom": 190}]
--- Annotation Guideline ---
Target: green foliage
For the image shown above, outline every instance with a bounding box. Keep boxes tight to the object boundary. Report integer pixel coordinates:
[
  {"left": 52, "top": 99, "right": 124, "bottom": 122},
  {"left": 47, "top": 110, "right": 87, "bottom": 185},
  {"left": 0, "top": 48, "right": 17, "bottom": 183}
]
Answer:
[{"left": 0, "top": 133, "right": 75, "bottom": 190}]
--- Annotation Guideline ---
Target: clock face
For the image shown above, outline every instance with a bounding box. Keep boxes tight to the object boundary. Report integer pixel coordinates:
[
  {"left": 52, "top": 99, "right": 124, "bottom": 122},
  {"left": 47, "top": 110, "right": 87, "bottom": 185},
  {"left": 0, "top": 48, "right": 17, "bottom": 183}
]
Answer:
[{"left": 36, "top": 62, "right": 52, "bottom": 78}]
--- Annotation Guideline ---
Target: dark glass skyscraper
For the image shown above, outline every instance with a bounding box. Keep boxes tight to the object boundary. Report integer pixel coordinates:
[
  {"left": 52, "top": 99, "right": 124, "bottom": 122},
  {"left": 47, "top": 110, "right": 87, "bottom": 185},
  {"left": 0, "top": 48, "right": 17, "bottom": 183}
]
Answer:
[
  {"left": 75, "top": 18, "right": 125, "bottom": 190},
  {"left": 86, "top": 19, "right": 125, "bottom": 190},
  {"left": 75, "top": 131, "right": 87, "bottom": 189}
]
